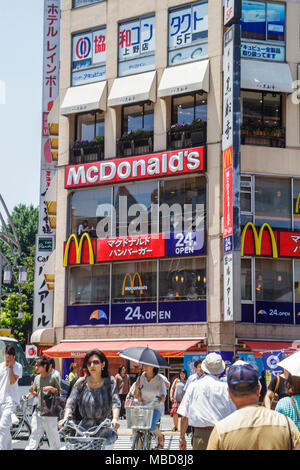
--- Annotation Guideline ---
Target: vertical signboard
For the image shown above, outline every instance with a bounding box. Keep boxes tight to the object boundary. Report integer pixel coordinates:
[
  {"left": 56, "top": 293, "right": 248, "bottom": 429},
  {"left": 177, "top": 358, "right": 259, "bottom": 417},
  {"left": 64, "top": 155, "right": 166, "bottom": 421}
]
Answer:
[
  {"left": 33, "top": 0, "right": 60, "bottom": 332},
  {"left": 223, "top": 3, "right": 241, "bottom": 321}
]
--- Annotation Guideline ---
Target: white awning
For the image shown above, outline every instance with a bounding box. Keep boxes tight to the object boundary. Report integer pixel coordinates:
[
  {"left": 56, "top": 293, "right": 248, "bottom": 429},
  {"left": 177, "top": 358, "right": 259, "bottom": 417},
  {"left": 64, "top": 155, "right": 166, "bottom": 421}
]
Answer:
[
  {"left": 48, "top": 96, "right": 60, "bottom": 127},
  {"left": 158, "top": 60, "right": 210, "bottom": 98},
  {"left": 60, "top": 81, "right": 107, "bottom": 115},
  {"left": 31, "top": 328, "right": 55, "bottom": 345},
  {"left": 108, "top": 71, "right": 156, "bottom": 107},
  {"left": 241, "top": 59, "right": 293, "bottom": 93}
]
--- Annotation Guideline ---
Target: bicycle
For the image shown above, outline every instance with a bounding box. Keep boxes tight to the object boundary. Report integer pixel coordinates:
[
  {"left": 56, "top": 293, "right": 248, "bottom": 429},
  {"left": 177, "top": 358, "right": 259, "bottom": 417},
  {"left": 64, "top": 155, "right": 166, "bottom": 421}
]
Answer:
[
  {"left": 10, "top": 395, "right": 34, "bottom": 440},
  {"left": 126, "top": 397, "right": 161, "bottom": 450},
  {"left": 60, "top": 417, "right": 114, "bottom": 450}
]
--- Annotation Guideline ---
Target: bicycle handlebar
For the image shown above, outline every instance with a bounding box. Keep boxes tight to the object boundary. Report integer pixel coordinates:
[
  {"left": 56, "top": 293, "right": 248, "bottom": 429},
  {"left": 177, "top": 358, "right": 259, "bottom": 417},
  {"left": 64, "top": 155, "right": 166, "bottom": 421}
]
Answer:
[{"left": 62, "top": 417, "right": 112, "bottom": 437}]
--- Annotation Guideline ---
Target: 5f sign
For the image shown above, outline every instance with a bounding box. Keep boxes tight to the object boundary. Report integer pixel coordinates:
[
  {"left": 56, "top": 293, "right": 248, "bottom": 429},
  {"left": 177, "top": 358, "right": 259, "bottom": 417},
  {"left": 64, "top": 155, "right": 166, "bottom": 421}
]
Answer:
[{"left": 224, "top": 0, "right": 241, "bottom": 27}]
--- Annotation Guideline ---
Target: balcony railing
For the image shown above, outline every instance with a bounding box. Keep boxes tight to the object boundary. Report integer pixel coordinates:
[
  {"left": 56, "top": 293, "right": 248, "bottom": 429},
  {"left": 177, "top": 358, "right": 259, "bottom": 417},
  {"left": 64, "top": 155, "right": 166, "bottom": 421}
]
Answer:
[
  {"left": 69, "top": 141, "right": 104, "bottom": 164},
  {"left": 241, "top": 126, "right": 285, "bottom": 148},
  {"left": 117, "top": 131, "right": 153, "bottom": 157},
  {"left": 167, "top": 122, "right": 207, "bottom": 150}
]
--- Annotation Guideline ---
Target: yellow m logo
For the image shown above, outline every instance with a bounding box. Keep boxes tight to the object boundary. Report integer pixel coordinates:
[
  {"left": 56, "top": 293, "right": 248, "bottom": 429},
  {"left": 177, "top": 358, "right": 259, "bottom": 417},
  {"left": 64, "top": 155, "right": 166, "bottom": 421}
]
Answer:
[
  {"left": 241, "top": 222, "right": 278, "bottom": 258},
  {"left": 63, "top": 233, "right": 95, "bottom": 267},
  {"left": 121, "top": 272, "right": 143, "bottom": 296},
  {"left": 223, "top": 147, "right": 233, "bottom": 169}
]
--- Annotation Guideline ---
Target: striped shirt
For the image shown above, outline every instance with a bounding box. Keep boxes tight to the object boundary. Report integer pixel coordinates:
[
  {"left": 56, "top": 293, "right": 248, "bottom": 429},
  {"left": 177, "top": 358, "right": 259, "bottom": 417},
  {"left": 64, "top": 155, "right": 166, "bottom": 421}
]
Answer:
[{"left": 276, "top": 395, "right": 300, "bottom": 431}]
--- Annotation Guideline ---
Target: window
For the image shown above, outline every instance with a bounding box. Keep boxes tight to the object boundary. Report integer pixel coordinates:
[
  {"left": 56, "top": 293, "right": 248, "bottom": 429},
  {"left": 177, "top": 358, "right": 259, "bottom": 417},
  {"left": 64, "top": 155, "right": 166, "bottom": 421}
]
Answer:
[
  {"left": 240, "top": 175, "right": 253, "bottom": 227},
  {"left": 69, "top": 265, "right": 110, "bottom": 304},
  {"left": 240, "top": 1, "right": 285, "bottom": 42},
  {"left": 118, "top": 15, "right": 155, "bottom": 77},
  {"left": 72, "top": 27, "right": 106, "bottom": 86},
  {"left": 241, "top": 258, "right": 252, "bottom": 301},
  {"left": 73, "top": 0, "right": 104, "bottom": 7},
  {"left": 112, "top": 261, "right": 157, "bottom": 303},
  {"left": 122, "top": 102, "right": 154, "bottom": 135},
  {"left": 255, "top": 259, "right": 292, "bottom": 302},
  {"left": 255, "top": 177, "right": 291, "bottom": 230},
  {"left": 113, "top": 181, "right": 158, "bottom": 237},
  {"left": 294, "top": 261, "right": 300, "bottom": 304},
  {"left": 71, "top": 187, "right": 111, "bottom": 237},
  {"left": 171, "top": 92, "right": 207, "bottom": 126},
  {"left": 242, "top": 91, "right": 282, "bottom": 127},
  {"left": 168, "top": 1, "right": 208, "bottom": 66},
  {"left": 76, "top": 111, "right": 104, "bottom": 141},
  {"left": 159, "top": 258, "right": 206, "bottom": 301},
  {"left": 293, "top": 180, "right": 300, "bottom": 232},
  {"left": 159, "top": 176, "right": 206, "bottom": 234}
]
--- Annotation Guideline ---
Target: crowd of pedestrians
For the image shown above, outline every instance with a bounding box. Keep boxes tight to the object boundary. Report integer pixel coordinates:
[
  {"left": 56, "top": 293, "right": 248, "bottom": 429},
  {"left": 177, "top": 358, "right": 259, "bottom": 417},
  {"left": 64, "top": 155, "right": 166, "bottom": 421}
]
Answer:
[{"left": 1, "top": 342, "right": 300, "bottom": 451}]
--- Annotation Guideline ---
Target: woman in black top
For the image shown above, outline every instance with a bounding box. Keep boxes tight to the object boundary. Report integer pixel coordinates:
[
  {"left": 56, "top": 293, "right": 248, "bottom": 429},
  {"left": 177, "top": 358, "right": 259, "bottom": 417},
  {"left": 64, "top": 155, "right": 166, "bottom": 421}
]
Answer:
[{"left": 264, "top": 368, "right": 289, "bottom": 409}]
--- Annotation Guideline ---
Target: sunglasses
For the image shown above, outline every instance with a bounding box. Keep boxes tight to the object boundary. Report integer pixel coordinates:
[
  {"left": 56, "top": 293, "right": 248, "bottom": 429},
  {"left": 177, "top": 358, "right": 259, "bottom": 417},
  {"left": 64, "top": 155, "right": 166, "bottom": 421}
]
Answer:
[{"left": 87, "top": 359, "right": 101, "bottom": 367}]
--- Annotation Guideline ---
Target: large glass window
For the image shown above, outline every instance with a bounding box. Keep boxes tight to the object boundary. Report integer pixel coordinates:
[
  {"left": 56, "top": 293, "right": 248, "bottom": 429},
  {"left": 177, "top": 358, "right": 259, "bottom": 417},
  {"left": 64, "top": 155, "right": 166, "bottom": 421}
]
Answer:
[
  {"left": 242, "top": 91, "right": 282, "bottom": 127},
  {"left": 118, "top": 15, "right": 155, "bottom": 77},
  {"left": 71, "top": 187, "right": 111, "bottom": 237},
  {"left": 76, "top": 111, "right": 104, "bottom": 141},
  {"left": 122, "top": 102, "right": 154, "bottom": 135},
  {"left": 241, "top": 258, "right": 252, "bottom": 301},
  {"left": 293, "top": 180, "right": 300, "bottom": 232},
  {"left": 240, "top": 1, "right": 285, "bottom": 42},
  {"left": 294, "top": 261, "right": 300, "bottom": 304},
  {"left": 112, "top": 261, "right": 157, "bottom": 303},
  {"left": 69, "top": 265, "right": 109, "bottom": 304},
  {"left": 171, "top": 92, "right": 207, "bottom": 126},
  {"left": 113, "top": 181, "right": 158, "bottom": 237},
  {"left": 159, "top": 258, "right": 206, "bottom": 301},
  {"left": 255, "top": 177, "right": 291, "bottom": 230},
  {"left": 159, "top": 176, "right": 206, "bottom": 233},
  {"left": 255, "top": 259, "right": 292, "bottom": 302}
]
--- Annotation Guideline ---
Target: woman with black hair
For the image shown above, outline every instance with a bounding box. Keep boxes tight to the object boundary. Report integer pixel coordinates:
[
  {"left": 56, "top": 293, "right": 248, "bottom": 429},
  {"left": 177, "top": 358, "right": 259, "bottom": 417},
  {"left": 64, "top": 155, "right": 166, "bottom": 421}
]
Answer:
[
  {"left": 59, "top": 350, "right": 120, "bottom": 449},
  {"left": 115, "top": 365, "right": 130, "bottom": 419}
]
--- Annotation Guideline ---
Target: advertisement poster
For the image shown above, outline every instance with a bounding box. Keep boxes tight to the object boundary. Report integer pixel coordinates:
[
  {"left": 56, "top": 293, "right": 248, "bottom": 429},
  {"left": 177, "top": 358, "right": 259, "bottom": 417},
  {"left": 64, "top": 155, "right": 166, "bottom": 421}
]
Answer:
[
  {"left": 168, "top": 1, "right": 208, "bottom": 66},
  {"left": 118, "top": 16, "right": 155, "bottom": 77},
  {"left": 72, "top": 27, "right": 106, "bottom": 86},
  {"left": 262, "top": 352, "right": 283, "bottom": 388}
]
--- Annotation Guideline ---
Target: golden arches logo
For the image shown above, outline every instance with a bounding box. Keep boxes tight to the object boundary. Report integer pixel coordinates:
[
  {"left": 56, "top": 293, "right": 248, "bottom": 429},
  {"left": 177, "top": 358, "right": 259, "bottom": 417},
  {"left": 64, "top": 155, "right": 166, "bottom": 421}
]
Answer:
[
  {"left": 241, "top": 222, "right": 278, "bottom": 258},
  {"left": 63, "top": 233, "right": 95, "bottom": 267},
  {"left": 122, "top": 272, "right": 144, "bottom": 296},
  {"left": 223, "top": 147, "right": 233, "bottom": 169},
  {"left": 295, "top": 192, "right": 300, "bottom": 214}
]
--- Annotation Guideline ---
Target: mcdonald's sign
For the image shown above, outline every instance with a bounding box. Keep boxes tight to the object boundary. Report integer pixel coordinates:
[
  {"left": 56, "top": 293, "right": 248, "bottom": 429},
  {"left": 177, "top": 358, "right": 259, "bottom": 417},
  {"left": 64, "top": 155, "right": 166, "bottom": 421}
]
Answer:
[
  {"left": 295, "top": 192, "right": 300, "bottom": 214},
  {"left": 223, "top": 146, "right": 233, "bottom": 170},
  {"left": 63, "top": 233, "right": 95, "bottom": 266},
  {"left": 121, "top": 272, "right": 147, "bottom": 296},
  {"left": 241, "top": 223, "right": 278, "bottom": 258}
]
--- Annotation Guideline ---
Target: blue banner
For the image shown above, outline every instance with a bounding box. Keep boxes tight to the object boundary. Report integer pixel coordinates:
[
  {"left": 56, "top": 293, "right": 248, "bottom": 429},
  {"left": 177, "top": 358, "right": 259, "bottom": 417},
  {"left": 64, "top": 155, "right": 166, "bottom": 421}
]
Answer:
[
  {"left": 256, "top": 301, "right": 293, "bottom": 325},
  {"left": 262, "top": 352, "right": 283, "bottom": 388},
  {"left": 166, "top": 230, "right": 205, "bottom": 257},
  {"left": 67, "top": 304, "right": 109, "bottom": 326}
]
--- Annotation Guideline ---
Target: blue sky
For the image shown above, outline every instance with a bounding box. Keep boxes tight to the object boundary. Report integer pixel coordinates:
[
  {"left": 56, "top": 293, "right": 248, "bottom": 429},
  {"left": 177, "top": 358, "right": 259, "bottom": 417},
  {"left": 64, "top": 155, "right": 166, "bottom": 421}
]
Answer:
[{"left": 0, "top": 0, "right": 44, "bottom": 214}]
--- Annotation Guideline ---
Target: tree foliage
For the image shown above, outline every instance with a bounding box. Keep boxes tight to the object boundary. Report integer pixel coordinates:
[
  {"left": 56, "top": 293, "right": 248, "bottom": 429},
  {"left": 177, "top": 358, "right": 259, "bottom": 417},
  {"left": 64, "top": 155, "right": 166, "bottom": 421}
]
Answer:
[{"left": 0, "top": 204, "right": 38, "bottom": 346}]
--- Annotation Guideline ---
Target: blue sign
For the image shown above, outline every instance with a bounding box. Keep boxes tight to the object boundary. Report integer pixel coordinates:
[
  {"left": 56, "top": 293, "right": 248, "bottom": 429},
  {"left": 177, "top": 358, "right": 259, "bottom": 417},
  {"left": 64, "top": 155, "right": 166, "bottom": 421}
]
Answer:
[
  {"left": 111, "top": 300, "right": 206, "bottom": 325},
  {"left": 224, "top": 235, "right": 233, "bottom": 253},
  {"left": 184, "top": 353, "right": 206, "bottom": 377},
  {"left": 256, "top": 302, "right": 293, "bottom": 325},
  {"left": 241, "top": 303, "right": 254, "bottom": 323},
  {"left": 262, "top": 351, "right": 283, "bottom": 388},
  {"left": 166, "top": 230, "right": 204, "bottom": 257},
  {"left": 238, "top": 352, "right": 264, "bottom": 378},
  {"left": 295, "top": 304, "right": 300, "bottom": 325},
  {"left": 67, "top": 304, "right": 109, "bottom": 326}
]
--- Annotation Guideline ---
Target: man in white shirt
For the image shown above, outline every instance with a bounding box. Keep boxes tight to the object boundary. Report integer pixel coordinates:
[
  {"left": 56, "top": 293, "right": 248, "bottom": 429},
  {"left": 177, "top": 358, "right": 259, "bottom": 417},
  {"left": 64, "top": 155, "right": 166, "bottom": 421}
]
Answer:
[
  {"left": 178, "top": 352, "right": 235, "bottom": 450},
  {"left": 183, "top": 359, "right": 203, "bottom": 392},
  {"left": 0, "top": 344, "right": 23, "bottom": 450}
]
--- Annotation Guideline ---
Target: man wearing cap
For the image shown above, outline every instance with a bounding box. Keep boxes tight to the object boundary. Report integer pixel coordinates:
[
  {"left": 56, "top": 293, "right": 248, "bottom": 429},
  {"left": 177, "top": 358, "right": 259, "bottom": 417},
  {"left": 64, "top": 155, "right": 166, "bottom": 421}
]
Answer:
[
  {"left": 178, "top": 353, "right": 236, "bottom": 450},
  {"left": 207, "top": 363, "right": 300, "bottom": 450}
]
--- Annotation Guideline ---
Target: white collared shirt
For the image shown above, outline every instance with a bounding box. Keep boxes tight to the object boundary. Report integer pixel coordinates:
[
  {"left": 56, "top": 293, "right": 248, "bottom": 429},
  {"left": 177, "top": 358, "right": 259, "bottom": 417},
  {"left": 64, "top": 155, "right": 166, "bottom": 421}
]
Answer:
[
  {"left": 178, "top": 374, "right": 236, "bottom": 428},
  {"left": 0, "top": 361, "right": 23, "bottom": 405},
  {"left": 183, "top": 372, "right": 202, "bottom": 392}
]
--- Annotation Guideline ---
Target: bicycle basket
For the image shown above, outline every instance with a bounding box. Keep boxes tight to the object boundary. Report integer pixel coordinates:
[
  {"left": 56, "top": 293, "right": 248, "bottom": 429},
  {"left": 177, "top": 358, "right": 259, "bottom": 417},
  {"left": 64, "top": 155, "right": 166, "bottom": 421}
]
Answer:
[
  {"left": 64, "top": 436, "right": 106, "bottom": 450},
  {"left": 126, "top": 405, "right": 154, "bottom": 429}
]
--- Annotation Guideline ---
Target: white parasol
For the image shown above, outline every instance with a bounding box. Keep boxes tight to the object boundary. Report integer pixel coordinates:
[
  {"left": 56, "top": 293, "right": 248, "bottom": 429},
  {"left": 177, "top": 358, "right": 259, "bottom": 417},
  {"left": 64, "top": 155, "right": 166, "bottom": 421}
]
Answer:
[{"left": 277, "top": 350, "right": 300, "bottom": 377}]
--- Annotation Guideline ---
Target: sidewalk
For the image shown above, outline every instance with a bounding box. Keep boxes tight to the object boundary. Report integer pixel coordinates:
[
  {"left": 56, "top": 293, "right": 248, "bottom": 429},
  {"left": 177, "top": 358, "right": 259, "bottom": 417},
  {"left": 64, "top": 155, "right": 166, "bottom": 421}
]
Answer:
[{"left": 118, "top": 414, "right": 176, "bottom": 435}]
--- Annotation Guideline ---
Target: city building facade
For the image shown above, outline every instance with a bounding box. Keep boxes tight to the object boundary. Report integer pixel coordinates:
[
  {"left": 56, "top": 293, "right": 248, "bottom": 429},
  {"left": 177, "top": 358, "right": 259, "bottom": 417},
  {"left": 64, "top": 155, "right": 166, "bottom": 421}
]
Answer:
[{"left": 33, "top": 0, "right": 300, "bottom": 378}]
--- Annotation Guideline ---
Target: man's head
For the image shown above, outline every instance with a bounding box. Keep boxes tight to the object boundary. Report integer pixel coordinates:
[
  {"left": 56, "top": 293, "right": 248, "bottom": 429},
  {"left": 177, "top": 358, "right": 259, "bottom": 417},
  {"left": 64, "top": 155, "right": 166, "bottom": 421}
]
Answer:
[
  {"left": 35, "top": 357, "right": 50, "bottom": 375},
  {"left": 5, "top": 344, "right": 16, "bottom": 366},
  {"left": 227, "top": 363, "right": 260, "bottom": 407},
  {"left": 194, "top": 360, "right": 203, "bottom": 377},
  {"left": 201, "top": 353, "right": 225, "bottom": 377}
]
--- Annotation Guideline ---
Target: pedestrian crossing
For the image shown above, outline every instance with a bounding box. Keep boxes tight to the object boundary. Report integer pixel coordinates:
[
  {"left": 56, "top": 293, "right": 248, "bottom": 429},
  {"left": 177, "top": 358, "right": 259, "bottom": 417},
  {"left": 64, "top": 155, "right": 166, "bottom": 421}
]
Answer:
[{"left": 115, "top": 433, "right": 193, "bottom": 450}]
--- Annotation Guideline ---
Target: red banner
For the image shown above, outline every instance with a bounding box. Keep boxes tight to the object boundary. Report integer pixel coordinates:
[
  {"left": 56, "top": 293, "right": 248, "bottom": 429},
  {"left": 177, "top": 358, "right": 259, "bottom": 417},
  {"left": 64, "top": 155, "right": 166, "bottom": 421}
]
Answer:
[
  {"left": 279, "top": 232, "right": 300, "bottom": 257},
  {"left": 65, "top": 146, "right": 205, "bottom": 189},
  {"left": 97, "top": 233, "right": 165, "bottom": 262}
]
